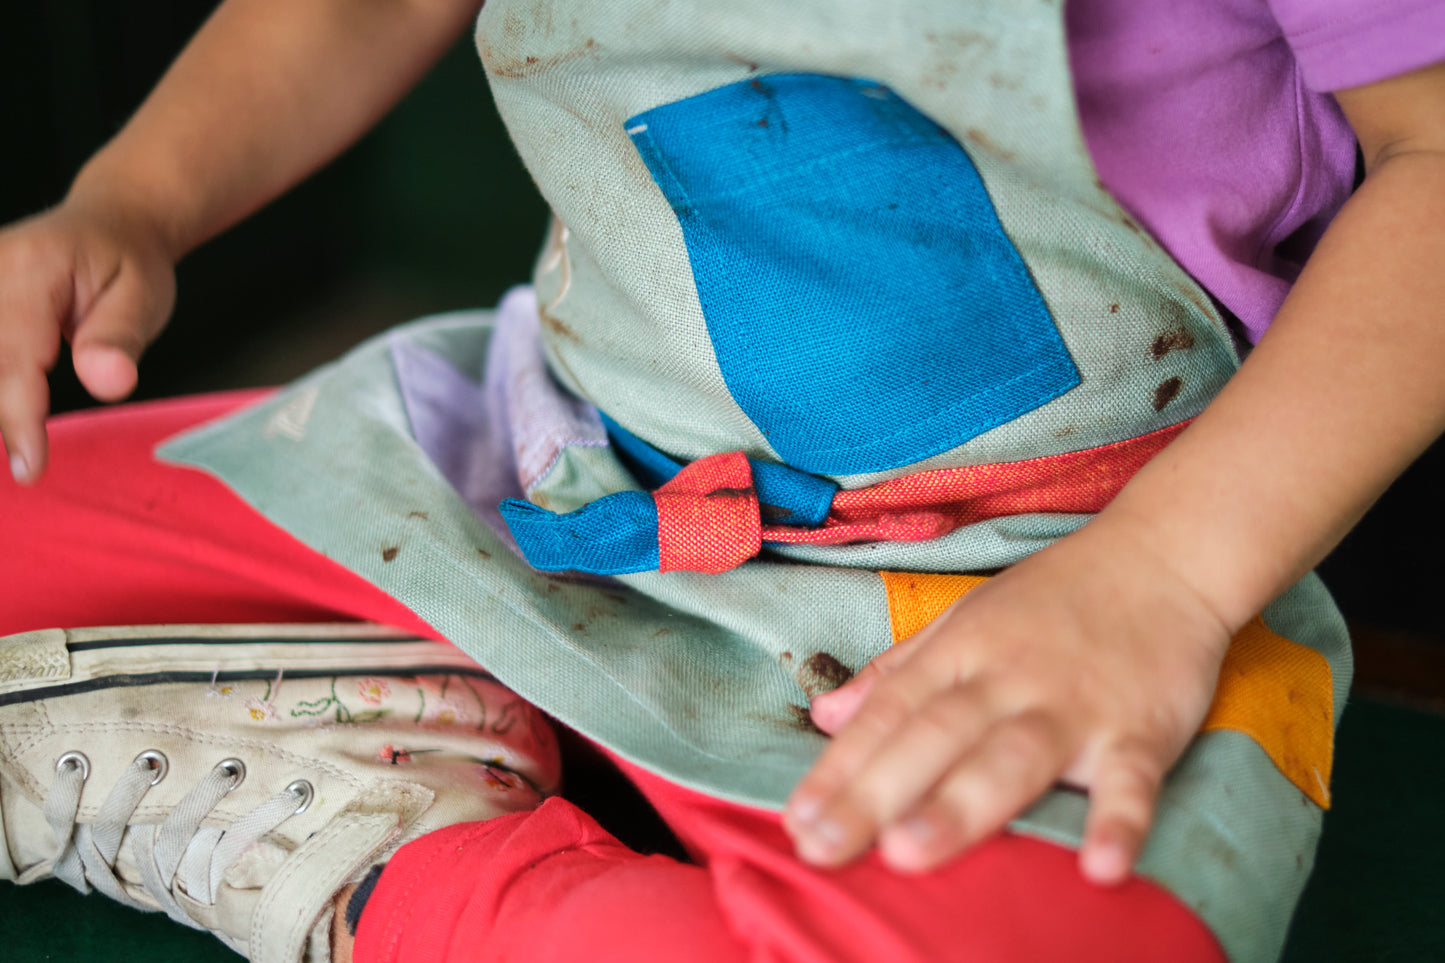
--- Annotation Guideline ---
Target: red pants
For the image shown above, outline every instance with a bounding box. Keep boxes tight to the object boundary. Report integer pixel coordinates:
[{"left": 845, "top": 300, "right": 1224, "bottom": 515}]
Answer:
[{"left": 1, "top": 393, "right": 1223, "bottom": 963}]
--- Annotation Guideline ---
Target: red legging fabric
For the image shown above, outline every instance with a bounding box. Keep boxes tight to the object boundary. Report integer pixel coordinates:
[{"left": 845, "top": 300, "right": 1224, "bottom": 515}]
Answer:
[{"left": 0, "top": 393, "right": 1224, "bottom": 963}]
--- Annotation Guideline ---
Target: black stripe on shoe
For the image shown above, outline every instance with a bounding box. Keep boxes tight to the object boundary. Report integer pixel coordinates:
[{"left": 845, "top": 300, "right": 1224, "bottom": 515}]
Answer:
[
  {"left": 68, "top": 634, "right": 428, "bottom": 652},
  {"left": 0, "top": 666, "right": 497, "bottom": 707}
]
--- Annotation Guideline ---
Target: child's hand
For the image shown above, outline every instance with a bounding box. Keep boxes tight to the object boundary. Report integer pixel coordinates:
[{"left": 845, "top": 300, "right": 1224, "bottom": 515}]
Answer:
[
  {"left": 783, "top": 523, "right": 1232, "bottom": 884},
  {"left": 0, "top": 200, "right": 176, "bottom": 483}
]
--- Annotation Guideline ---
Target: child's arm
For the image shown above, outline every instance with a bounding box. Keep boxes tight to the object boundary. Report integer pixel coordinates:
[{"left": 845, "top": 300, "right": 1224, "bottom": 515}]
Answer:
[
  {"left": 0, "top": 0, "right": 483, "bottom": 483},
  {"left": 785, "top": 60, "right": 1445, "bottom": 884}
]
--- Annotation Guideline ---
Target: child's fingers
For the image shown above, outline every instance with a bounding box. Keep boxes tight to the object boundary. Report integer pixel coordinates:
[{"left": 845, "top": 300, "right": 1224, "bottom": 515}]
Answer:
[
  {"left": 874, "top": 710, "right": 1069, "bottom": 872},
  {"left": 809, "top": 628, "right": 926, "bottom": 733},
  {"left": 1077, "top": 741, "right": 1165, "bottom": 885},
  {"left": 71, "top": 262, "right": 168, "bottom": 403},
  {"left": 785, "top": 649, "right": 966, "bottom": 845},
  {"left": 787, "top": 684, "right": 995, "bottom": 865},
  {"left": 0, "top": 361, "right": 52, "bottom": 484},
  {"left": 0, "top": 285, "right": 63, "bottom": 483},
  {"left": 0, "top": 211, "right": 174, "bottom": 484},
  {"left": 72, "top": 344, "right": 140, "bottom": 403},
  {"left": 0, "top": 230, "right": 67, "bottom": 483}
]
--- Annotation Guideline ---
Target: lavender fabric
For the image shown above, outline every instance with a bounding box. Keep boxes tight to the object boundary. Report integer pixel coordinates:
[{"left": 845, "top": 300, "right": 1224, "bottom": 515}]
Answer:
[
  {"left": 390, "top": 288, "right": 609, "bottom": 556},
  {"left": 1069, "top": 0, "right": 1445, "bottom": 344},
  {"left": 390, "top": 328, "right": 525, "bottom": 554},
  {"left": 495, "top": 292, "right": 608, "bottom": 492}
]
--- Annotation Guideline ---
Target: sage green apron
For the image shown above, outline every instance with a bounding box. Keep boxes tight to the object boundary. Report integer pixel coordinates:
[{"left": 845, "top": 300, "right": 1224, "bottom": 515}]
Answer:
[{"left": 161, "top": 2, "right": 1350, "bottom": 959}]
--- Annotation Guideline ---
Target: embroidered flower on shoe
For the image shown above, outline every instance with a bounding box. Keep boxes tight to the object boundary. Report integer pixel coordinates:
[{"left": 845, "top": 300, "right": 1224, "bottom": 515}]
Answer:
[
  {"left": 421, "top": 700, "right": 472, "bottom": 728},
  {"left": 378, "top": 745, "right": 413, "bottom": 765},
  {"left": 204, "top": 667, "right": 237, "bottom": 699},
  {"left": 243, "top": 670, "right": 284, "bottom": 722},
  {"left": 357, "top": 678, "right": 392, "bottom": 705},
  {"left": 413, "top": 676, "right": 487, "bottom": 730},
  {"left": 244, "top": 697, "right": 278, "bottom": 722}
]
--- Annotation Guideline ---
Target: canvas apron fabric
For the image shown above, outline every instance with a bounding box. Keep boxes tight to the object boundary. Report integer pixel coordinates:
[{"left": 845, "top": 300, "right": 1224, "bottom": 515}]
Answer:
[{"left": 159, "top": 1, "right": 1352, "bottom": 959}]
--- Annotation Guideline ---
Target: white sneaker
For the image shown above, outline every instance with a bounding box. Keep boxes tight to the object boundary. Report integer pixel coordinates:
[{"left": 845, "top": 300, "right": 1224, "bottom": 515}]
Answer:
[{"left": 0, "top": 623, "right": 560, "bottom": 963}]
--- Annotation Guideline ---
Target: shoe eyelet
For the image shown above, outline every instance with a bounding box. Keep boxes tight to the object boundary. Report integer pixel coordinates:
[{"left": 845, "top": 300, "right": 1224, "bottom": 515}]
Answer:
[
  {"left": 216, "top": 758, "right": 247, "bottom": 791},
  {"left": 135, "top": 750, "right": 169, "bottom": 787},
  {"left": 286, "top": 779, "right": 315, "bottom": 815},
  {"left": 56, "top": 751, "right": 90, "bottom": 782}
]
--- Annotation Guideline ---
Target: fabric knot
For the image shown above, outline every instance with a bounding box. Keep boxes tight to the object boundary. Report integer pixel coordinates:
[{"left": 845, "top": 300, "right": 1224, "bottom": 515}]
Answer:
[
  {"left": 500, "top": 419, "right": 1190, "bottom": 576},
  {"left": 654, "top": 452, "right": 761, "bottom": 573}
]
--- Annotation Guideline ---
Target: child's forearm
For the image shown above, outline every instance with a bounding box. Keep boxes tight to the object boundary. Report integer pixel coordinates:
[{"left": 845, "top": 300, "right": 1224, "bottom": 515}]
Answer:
[
  {"left": 66, "top": 0, "right": 484, "bottom": 257},
  {"left": 786, "top": 63, "right": 1445, "bottom": 886},
  {"left": 1091, "top": 62, "right": 1445, "bottom": 632},
  {"left": 786, "top": 95, "right": 1445, "bottom": 879}
]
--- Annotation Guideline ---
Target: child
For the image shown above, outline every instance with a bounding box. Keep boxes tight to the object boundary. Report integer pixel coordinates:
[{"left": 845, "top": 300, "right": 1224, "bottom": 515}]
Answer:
[{"left": 2, "top": 0, "right": 1443, "bottom": 960}]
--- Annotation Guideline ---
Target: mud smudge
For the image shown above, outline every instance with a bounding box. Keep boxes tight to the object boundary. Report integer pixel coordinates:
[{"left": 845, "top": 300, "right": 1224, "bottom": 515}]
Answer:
[
  {"left": 964, "top": 127, "right": 1015, "bottom": 161},
  {"left": 705, "top": 487, "right": 754, "bottom": 501},
  {"left": 787, "top": 704, "right": 827, "bottom": 736},
  {"left": 1150, "top": 329, "right": 1196, "bottom": 359},
  {"left": 923, "top": 29, "right": 991, "bottom": 51},
  {"left": 539, "top": 305, "right": 582, "bottom": 344},
  {"left": 481, "top": 36, "right": 596, "bottom": 80},
  {"left": 1152, "top": 377, "right": 1184, "bottom": 411},
  {"left": 789, "top": 652, "right": 855, "bottom": 699}
]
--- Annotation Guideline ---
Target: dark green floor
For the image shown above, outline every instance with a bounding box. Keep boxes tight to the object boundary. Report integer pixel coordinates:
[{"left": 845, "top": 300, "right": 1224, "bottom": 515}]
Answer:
[
  {"left": 4, "top": 697, "right": 1441, "bottom": 961},
  {"left": 1279, "top": 698, "right": 1445, "bottom": 962}
]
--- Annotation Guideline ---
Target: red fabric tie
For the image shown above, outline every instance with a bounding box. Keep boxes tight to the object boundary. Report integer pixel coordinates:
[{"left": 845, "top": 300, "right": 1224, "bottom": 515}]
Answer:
[
  {"left": 761, "top": 421, "right": 1187, "bottom": 547},
  {"left": 651, "top": 422, "right": 1188, "bottom": 572},
  {"left": 654, "top": 451, "right": 761, "bottom": 573}
]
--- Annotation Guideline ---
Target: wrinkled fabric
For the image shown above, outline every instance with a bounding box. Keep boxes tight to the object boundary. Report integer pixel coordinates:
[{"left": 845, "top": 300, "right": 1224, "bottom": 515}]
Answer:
[{"left": 355, "top": 754, "right": 1223, "bottom": 963}]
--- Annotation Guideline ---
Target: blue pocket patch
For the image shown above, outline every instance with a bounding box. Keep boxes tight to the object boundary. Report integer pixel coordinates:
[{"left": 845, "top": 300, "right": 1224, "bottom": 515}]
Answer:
[{"left": 627, "top": 74, "right": 1080, "bottom": 475}]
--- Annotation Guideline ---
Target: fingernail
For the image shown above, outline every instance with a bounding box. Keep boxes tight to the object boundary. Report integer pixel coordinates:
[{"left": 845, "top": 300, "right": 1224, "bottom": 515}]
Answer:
[
  {"left": 803, "top": 817, "right": 845, "bottom": 846},
  {"left": 794, "top": 818, "right": 846, "bottom": 862},
  {"left": 1082, "top": 841, "right": 1129, "bottom": 884},
  {"left": 9, "top": 452, "right": 30, "bottom": 483},
  {"left": 788, "top": 794, "right": 823, "bottom": 822}
]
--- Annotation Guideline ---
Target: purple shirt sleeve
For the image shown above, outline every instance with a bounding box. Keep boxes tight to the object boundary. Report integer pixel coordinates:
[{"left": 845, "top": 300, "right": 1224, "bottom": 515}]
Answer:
[{"left": 1269, "top": 0, "right": 1445, "bottom": 91}]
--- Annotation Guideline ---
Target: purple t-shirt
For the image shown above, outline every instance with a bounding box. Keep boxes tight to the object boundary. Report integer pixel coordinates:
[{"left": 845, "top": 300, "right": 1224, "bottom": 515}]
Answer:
[{"left": 1068, "top": 0, "right": 1445, "bottom": 343}]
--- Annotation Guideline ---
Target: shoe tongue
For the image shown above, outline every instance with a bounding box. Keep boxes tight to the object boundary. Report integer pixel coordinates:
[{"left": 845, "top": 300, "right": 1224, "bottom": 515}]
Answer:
[
  {"left": 169, "top": 837, "right": 316, "bottom": 958},
  {"left": 226, "top": 838, "right": 289, "bottom": 890},
  {"left": 239, "top": 790, "right": 418, "bottom": 963}
]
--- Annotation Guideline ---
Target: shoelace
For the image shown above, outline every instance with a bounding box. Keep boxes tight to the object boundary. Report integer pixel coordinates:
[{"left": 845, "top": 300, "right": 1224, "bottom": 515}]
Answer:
[{"left": 25, "top": 751, "right": 312, "bottom": 931}]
